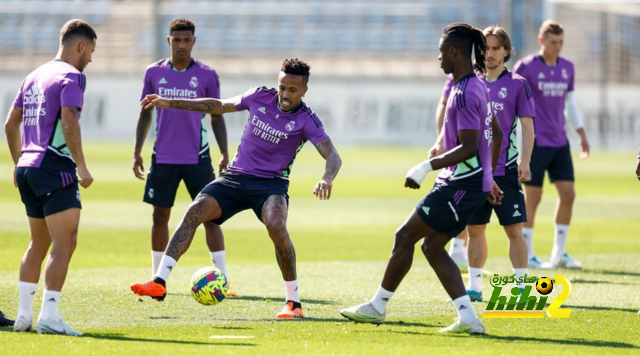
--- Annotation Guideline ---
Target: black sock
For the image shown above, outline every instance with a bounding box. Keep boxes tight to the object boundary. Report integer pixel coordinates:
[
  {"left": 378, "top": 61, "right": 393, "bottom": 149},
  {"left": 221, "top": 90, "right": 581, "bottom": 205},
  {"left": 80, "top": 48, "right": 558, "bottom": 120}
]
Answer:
[
  {"left": 153, "top": 277, "right": 166, "bottom": 287},
  {"left": 287, "top": 300, "right": 302, "bottom": 309}
]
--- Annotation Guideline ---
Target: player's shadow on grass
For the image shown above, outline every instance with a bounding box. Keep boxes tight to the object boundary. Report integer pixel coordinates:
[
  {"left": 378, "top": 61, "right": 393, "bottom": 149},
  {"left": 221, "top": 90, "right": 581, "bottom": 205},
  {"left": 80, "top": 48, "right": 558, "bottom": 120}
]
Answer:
[
  {"left": 227, "top": 295, "right": 337, "bottom": 305},
  {"left": 80, "top": 333, "right": 257, "bottom": 347},
  {"left": 562, "top": 304, "right": 639, "bottom": 313},
  {"left": 581, "top": 269, "right": 640, "bottom": 277},
  {"left": 452, "top": 334, "right": 639, "bottom": 349},
  {"left": 570, "top": 278, "right": 636, "bottom": 285}
]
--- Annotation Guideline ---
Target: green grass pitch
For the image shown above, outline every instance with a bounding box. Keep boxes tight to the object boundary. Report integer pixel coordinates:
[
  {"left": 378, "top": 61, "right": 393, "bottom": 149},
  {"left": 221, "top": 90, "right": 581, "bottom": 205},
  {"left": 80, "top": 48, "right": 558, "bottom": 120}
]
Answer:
[{"left": 0, "top": 142, "right": 639, "bottom": 355}]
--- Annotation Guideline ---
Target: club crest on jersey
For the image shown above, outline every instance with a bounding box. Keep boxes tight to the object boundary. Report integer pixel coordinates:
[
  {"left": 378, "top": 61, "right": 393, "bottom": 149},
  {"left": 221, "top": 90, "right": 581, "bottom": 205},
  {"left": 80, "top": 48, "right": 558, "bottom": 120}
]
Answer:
[
  {"left": 562, "top": 68, "right": 568, "bottom": 79},
  {"left": 189, "top": 77, "right": 198, "bottom": 88},
  {"left": 499, "top": 87, "right": 508, "bottom": 99},
  {"left": 285, "top": 121, "right": 296, "bottom": 131}
]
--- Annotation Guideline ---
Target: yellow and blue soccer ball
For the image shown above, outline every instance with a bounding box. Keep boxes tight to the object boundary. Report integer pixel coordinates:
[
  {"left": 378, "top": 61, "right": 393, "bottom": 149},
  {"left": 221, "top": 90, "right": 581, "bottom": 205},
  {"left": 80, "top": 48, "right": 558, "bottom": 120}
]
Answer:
[
  {"left": 190, "top": 267, "right": 228, "bottom": 305},
  {"left": 536, "top": 277, "right": 554, "bottom": 295}
]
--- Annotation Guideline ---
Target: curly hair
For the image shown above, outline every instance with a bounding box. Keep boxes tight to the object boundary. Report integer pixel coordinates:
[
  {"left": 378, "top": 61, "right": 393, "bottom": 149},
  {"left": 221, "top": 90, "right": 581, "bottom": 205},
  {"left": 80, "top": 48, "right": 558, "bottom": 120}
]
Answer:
[
  {"left": 281, "top": 58, "right": 311, "bottom": 84},
  {"left": 169, "top": 17, "right": 195, "bottom": 35}
]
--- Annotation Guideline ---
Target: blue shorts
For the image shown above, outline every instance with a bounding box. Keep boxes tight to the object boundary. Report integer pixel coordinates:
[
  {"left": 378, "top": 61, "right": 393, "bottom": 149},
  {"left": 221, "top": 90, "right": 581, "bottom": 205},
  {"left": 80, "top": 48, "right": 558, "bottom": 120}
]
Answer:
[
  {"left": 526, "top": 143, "right": 574, "bottom": 187},
  {"left": 143, "top": 156, "right": 215, "bottom": 208},
  {"left": 200, "top": 173, "right": 289, "bottom": 225},
  {"left": 15, "top": 167, "right": 82, "bottom": 219},
  {"left": 415, "top": 183, "right": 489, "bottom": 237},
  {"left": 468, "top": 166, "right": 526, "bottom": 226}
]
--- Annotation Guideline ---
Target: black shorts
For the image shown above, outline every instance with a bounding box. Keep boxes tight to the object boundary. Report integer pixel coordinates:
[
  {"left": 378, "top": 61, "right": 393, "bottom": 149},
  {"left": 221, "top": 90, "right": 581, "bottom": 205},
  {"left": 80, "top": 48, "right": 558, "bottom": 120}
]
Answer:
[
  {"left": 415, "top": 183, "right": 489, "bottom": 237},
  {"left": 143, "top": 157, "right": 215, "bottom": 208},
  {"left": 15, "top": 166, "right": 82, "bottom": 219},
  {"left": 526, "top": 143, "right": 574, "bottom": 187},
  {"left": 200, "top": 173, "right": 289, "bottom": 225},
  {"left": 468, "top": 166, "right": 526, "bottom": 226}
]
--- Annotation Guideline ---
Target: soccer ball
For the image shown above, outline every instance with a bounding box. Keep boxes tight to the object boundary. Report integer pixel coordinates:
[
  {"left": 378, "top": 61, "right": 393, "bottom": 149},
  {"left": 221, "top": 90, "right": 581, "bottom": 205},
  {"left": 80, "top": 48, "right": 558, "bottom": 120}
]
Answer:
[
  {"left": 190, "top": 266, "right": 228, "bottom": 305},
  {"left": 536, "top": 277, "right": 554, "bottom": 295}
]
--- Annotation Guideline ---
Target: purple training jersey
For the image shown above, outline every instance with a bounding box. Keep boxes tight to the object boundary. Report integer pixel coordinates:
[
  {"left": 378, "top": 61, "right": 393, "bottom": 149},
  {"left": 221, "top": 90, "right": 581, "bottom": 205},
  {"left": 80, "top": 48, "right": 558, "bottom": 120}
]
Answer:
[
  {"left": 13, "top": 59, "right": 86, "bottom": 169},
  {"left": 441, "top": 75, "right": 454, "bottom": 98},
  {"left": 481, "top": 68, "right": 536, "bottom": 176},
  {"left": 437, "top": 74, "right": 494, "bottom": 192},
  {"left": 141, "top": 58, "right": 221, "bottom": 164},
  {"left": 514, "top": 54, "right": 574, "bottom": 147},
  {"left": 230, "top": 86, "right": 329, "bottom": 178}
]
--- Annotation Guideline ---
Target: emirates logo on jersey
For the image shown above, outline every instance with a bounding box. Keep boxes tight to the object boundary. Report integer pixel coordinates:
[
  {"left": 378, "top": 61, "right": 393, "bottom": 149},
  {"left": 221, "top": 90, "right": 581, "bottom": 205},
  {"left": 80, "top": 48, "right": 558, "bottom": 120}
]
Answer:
[
  {"left": 189, "top": 76, "right": 199, "bottom": 88},
  {"left": 285, "top": 121, "right": 296, "bottom": 131}
]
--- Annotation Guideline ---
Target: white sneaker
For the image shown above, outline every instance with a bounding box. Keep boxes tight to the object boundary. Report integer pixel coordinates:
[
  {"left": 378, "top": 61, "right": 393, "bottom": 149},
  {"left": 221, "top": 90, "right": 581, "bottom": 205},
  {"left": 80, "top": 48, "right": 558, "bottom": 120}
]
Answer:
[
  {"left": 36, "top": 317, "right": 83, "bottom": 336},
  {"left": 546, "top": 253, "right": 582, "bottom": 269},
  {"left": 439, "top": 317, "right": 485, "bottom": 334},
  {"left": 13, "top": 314, "right": 33, "bottom": 332},
  {"left": 340, "top": 301, "right": 386, "bottom": 324},
  {"left": 528, "top": 256, "right": 550, "bottom": 269}
]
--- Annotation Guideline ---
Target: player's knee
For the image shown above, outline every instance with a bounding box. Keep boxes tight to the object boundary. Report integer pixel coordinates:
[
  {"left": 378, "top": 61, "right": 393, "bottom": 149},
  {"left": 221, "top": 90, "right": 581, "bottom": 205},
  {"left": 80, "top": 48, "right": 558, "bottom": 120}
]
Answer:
[
  {"left": 420, "top": 239, "right": 440, "bottom": 261},
  {"left": 393, "top": 226, "right": 417, "bottom": 250},
  {"left": 266, "top": 218, "right": 288, "bottom": 240},
  {"left": 152, "top": 208, "right": 170, "bottom": 226},
  {"left": 559, "top": 189, "right": 576, "bottom": 203}
]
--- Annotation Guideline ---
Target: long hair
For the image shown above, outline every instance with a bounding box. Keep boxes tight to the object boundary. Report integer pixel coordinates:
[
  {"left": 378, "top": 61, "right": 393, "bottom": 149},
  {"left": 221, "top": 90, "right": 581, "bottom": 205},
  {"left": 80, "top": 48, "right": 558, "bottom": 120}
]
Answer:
[
  {"left": 483, "top": 25, "right": 514, "bottom": 63},
  {"left": 443, "top": 22, "right": 487, "bottom": 74}
]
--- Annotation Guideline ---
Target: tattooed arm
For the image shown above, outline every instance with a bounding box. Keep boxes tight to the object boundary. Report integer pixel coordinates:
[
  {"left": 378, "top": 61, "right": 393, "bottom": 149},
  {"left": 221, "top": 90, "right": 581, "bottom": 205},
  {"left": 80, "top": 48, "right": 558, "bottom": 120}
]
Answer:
[
  {"left": 313, "top": 137, "right": 342, "bottom": 200},
  {"left": 140, "top": 94, "right": 239, "bottom": 115},
  {"left": 133, "top": 106, "right": 153, "bottom": 180},
  {"left": 61, "top": 106, "right": 93, "bottom": 188},
  {"left": 210, "top": 114, "right": 229, "bottom": 172}
]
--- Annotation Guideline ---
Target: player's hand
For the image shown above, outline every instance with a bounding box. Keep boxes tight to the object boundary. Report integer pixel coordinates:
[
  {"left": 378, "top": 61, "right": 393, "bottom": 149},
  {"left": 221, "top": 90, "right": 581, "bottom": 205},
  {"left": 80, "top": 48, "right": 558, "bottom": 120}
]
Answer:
[
  {"left": 580, "top": 137, "right": 590, "bottom": 160},
  {"left": 218, "top": 153, "right": 229, "bottom": 173},
  {"left": 518, "top": 162, "right": 531, "bottom": 182},
  {"left": 428, "top": 143, "right": 442, "bottom": 159},
  {"left": 133, "top": 155, "right": 145, "bottom": 180},
  {"left": 404, "top": 177, "right": 420, "bottom": 190},
  {"left": 141, "top": 94, "right": 170, "bottom": 110},
  {"left": 487, "top": 181, "right": 503, "bottom": 205},
  {"left": 636, "top": 159, "right": 640, "bottom": 181},
  {"left": 13, "top": 166, "right": 17, "bottom": 188},
  {"left": 77, "top": 166, "right": 93, "bottom": 189},
  {"left": 313, "top": 179, "right": 333, "bottom": 200}
]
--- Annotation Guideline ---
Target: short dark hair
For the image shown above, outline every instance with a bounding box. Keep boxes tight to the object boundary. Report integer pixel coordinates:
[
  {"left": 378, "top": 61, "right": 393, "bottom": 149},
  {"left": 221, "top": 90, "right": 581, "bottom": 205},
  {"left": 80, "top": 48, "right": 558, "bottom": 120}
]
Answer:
[
  {"left": 281, "top": 58, "right": 311, "bottom": 84},
  {"left": 60, "top": 19, "right": 97, "bottom": 45},
  {"left": 443, "top": 22, "right": 488, "bottom": 74},
  {"left": 539, "top": 20, "right": 563, "bottom": 38},
  {"left": 483, "top": 25, "right": 514, "bottom": 63},
  {"left": 169, "top": 17, "right": 195, "bottom": 35}
]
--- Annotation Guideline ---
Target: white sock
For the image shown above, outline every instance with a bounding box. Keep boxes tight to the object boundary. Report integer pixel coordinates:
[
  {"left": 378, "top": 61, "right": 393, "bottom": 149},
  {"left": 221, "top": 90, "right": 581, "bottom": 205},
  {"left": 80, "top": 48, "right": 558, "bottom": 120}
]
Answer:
[
  {"left": 370, "top": 285, "right": 394, "bottom": 314},
  {"left": 151, "top": 250, "right": 164, "bottom": 275},
  {"left": 552, "top": 224, "right": 569, "bottom": 258},
  {"left": 513, "top": 268, "right": 528, "bottom": 289},
  {"left": 467, "top": 267, "right": 483, "bottom": 291},
  {"left": 210, "top": 250, "right": 227, "bottom": 276},
  {"left": 39, "top": 290, "right": 61, "bottom": 321},
  {"left": 453, "top": 295, "right": 477, "bottom": 324},
  {"left": 449, "top": 237, "right": 466, "bottom": 256},
  {"left": 284, "top": 280, "right": 300, "bottom": 303},
  {"left": 154, "top": 255, "right": 177, "bottom": 281},
  {"left": 18, "top": 281, "right": 37, "bottom": 317},
  {"left": 522, "top": 227, "right": 535, "bottom": 258}
]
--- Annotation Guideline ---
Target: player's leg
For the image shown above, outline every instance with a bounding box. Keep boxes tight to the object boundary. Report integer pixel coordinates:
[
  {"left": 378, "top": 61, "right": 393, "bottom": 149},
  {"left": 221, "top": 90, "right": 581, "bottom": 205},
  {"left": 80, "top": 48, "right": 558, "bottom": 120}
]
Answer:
[
  {"left": 151, "top": 206, "right": 171, "bottom": 274},
  {"left": 14, "top": 217, "right": 51, "bottom": 332},
  {"left": 523, "top": 144, "right": 549, "bottom": 268},
  {"left": 503, "top": 223, "right": 528, "bottom": 291},
  {"left": 35, "top": 207, "right": 82, "bottom": 336},
  {"left": 0, "top": 309, "right": 14, "bottom": 327},
  {"left": 466, "top": 224, "right": 487, "bottom": 301},
  {"left": 448, "top": 230, "right": 469, "bottom": 271}
]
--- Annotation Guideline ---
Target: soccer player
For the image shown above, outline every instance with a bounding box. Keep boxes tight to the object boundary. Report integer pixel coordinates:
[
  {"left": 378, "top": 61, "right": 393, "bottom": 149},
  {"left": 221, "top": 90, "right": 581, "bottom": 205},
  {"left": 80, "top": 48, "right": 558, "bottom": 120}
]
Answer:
[
  {"left": 514, "top": 20, "right": 590, "bottom": 269},
  {"left": 464, "top": 26, "right": 535, "bottom": 302},
  {"left": 0, "top": 309, "right": 14, "bottom": 327},
  {"left": 132, "top": 18, "right": 233, "bottom": 292},
  {"left": 4, "top": 19, "right": 97, "bottom": 336},
  {"left": 435, "top": 75, "right": 469, "bottom": 271},
  {"left": 340, "top": 23, "right": 502, "bottom": 334},
  {"left": 131, "top": 58, "right": 342, "bottom": 319}
]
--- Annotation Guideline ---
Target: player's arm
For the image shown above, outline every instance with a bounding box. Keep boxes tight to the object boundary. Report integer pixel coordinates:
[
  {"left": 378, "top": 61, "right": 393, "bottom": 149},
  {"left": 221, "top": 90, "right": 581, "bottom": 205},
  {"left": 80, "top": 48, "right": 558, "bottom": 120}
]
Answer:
[
  {"left": 4, "top": 106, "right": 23, "bottom": 187},
  {"left": 429, "top": 95, "right": 448, "bottom": 159},
  {"left": 518, "top": 117, "right": 534, "bottom": 182},
  {"left": 490, "top": 114, "right": 503, "bottom": 173},
  {"left": 405, "top": 129, "right": 479, "bottom": 189},
  {"left": 636, "top": 135, "right": 640, "bottom": 180},
  {"left": 61, "top": 107, "right": 93, "bottom": 188},
  {"left": 313, "top": 137, "right": 342, "bottom": 200},
  {"left": 132, "top": 106, "right": 153, "bottom": 180},
  {"left": 141, "top": 94, "right": 239, "bottom": 115},
  {"left": 565, "top": 91, "right": 589, "bottom": 159},
  {"left": 210, "top": 114, "right": 229, "bottom": 172}
]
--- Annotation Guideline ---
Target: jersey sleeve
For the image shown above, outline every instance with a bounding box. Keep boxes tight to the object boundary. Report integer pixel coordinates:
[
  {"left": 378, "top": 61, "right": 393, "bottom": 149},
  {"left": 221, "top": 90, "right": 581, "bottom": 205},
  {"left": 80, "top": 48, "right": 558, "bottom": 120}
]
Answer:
[
  {"left": 12, "top": 79, "right": 25, "bottom": 108},
  {"left": 567, "top": 62, "right": 575, "bottom": 92},
  {"left": 441, "top": 75, "right": 454, "bottom": 98},
  {"left": 59, "top": 73, "right": 85, "bottom": 110},
  {"left": 233, "top": 86, "right": 261, "bottom": 111},
  {"left": 516, "top": 79, "right": 536, "bottom": 119},
  {"left": 206, "top": 70, "right": 221, "bottom": 99},
  {"left": 456, "top": 91, "right": 482, "bottom": 131},
  {"left": 513, "top": 60, "right": 526, "bottom": 78},
  {"left": 140, "top": 68, "right": 154, "bottom": 101},
  {"left": 304, "top": 111, "right": 330, "bottom": 144}
]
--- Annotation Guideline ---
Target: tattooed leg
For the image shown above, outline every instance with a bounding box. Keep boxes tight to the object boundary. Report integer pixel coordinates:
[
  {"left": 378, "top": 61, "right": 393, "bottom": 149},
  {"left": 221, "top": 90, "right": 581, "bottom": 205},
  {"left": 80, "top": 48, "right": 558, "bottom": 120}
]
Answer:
[
  {"left": 165, "top": 193, "right": 222, "bottom": 261},
  {"left": 262, "top": 195, "right": 296, "bottom": 281}
]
